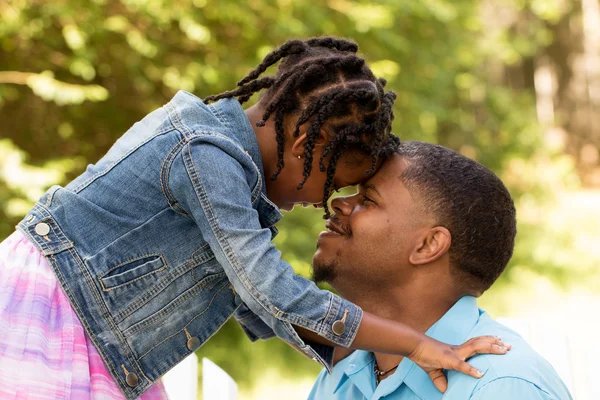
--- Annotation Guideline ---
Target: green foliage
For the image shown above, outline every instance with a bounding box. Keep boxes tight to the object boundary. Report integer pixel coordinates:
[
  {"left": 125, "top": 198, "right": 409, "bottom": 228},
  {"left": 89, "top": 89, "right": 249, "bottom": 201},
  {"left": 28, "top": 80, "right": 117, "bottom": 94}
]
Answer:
[{"left": 0, "top": 0, "right": 589, "bottom": 392}]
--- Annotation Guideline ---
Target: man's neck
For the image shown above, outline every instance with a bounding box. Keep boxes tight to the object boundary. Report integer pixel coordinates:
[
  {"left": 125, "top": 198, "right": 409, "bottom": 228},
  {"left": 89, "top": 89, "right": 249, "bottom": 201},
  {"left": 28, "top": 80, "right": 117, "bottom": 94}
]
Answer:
[{"left": 336, "top": 268, "right": 463, "bottom": 378}]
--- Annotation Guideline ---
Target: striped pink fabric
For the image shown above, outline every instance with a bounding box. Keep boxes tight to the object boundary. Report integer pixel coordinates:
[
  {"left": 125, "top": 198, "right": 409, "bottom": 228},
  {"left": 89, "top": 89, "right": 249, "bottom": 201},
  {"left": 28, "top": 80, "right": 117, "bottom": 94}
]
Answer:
[{"left": 0, "top": 230, "right": 169, "bottom": 400}]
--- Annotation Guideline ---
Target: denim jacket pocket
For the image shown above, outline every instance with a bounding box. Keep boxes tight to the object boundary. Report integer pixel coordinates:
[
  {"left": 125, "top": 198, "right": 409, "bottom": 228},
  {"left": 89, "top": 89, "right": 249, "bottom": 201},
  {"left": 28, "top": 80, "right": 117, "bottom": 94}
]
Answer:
[{"left": 99, "top": 254, "right": 166, "bottom": 291}]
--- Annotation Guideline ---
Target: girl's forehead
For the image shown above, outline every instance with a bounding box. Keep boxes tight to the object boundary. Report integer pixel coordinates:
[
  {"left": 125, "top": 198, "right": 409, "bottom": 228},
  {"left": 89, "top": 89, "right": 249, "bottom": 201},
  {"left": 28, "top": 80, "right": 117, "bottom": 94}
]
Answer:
[{"left": 335, "top": 155, "right": 375, "bottom": 184}]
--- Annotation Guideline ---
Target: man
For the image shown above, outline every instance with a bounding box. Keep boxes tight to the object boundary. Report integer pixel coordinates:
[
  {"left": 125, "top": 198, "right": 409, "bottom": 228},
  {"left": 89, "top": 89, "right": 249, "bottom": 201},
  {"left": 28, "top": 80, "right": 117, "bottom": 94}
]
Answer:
[{"left": 308, "top": 141, "right": 572, "bottom": 399}]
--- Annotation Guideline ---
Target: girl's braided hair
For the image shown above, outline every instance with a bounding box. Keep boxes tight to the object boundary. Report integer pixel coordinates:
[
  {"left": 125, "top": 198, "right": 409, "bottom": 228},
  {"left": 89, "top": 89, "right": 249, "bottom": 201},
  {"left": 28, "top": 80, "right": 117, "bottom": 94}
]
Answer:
[{"left": 205, "top": 37, "right": 397, "bottom": 217}]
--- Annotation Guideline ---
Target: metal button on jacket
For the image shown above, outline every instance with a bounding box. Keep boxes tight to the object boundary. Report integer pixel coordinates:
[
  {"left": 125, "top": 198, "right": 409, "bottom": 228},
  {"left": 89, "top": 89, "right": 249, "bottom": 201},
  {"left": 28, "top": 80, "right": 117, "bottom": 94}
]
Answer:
[
  {"left": 187, "top": 336, "right": 201, "bottom": 351},
  {"left": 34, "top": 222, "right": 50, "bottom": 236},
  {"left": 126, "top": 372, "right": 139, "bottom": 387},
  {"left": 332, "top": 309, "right": 350, "bottom": 336},
  {"left": 184, "top": 327, "right": 201, "bottom": 351},
  {"left": 332, "top": 320, "right": 346, "bottom": 336}
]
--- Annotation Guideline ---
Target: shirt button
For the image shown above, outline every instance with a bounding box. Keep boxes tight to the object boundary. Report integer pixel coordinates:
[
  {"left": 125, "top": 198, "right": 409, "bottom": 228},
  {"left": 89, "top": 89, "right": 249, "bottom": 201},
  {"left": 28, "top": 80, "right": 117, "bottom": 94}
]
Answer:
[
  {"left": 187, "top": 336, "right": 201, "bottom": 351},
  {"left": 332, "top": 320, "right": 346, "bottom": 336},
  {"left": 126, "top": 372, "right": 139, "bottom": 387},
  {"left": 34, "top": 222, "right": 50, "bottom": 236}
]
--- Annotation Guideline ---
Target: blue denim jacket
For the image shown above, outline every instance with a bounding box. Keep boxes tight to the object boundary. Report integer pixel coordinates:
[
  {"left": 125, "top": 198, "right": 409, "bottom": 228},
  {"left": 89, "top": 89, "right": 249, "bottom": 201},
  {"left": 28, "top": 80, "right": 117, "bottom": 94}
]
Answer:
[{"left": 16, "top": 91, "right": 362, "bottom": 399}]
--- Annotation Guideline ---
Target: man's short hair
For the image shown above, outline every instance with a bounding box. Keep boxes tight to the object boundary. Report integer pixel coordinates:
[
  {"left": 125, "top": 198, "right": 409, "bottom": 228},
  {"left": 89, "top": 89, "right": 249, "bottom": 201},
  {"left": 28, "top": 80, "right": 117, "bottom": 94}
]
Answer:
[{"left": 397, "top": 141, "right": 517, "bottom": 293}]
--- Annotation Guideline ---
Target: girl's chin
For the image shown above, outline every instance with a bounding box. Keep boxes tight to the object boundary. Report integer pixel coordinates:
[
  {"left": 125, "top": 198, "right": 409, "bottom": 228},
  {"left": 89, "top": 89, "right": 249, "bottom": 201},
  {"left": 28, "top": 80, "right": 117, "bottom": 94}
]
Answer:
[{"left": 288, "top": 202, "right": 312, "bottom": 211}]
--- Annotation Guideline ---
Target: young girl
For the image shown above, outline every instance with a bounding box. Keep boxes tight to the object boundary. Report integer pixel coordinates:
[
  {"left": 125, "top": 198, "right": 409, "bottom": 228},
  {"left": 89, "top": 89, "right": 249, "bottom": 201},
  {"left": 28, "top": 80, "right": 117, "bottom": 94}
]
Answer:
[{"left": 0, "top": 37, "right": 507, "bottom": 399}]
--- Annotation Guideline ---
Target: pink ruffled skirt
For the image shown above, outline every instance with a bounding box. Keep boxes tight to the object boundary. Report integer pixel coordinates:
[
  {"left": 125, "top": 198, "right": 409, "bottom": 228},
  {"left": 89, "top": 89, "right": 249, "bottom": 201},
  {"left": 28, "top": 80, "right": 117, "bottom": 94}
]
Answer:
[{"left": 0, "top": 230, "right": 169, "bottom": 399}]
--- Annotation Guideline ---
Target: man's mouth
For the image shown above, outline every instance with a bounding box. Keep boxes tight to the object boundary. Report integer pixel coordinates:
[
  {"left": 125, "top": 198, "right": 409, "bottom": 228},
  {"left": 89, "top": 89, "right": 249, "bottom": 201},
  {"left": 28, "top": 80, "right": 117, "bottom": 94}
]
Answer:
[{"left": 325, "top": 219, "right": 347, "bottom": 236}]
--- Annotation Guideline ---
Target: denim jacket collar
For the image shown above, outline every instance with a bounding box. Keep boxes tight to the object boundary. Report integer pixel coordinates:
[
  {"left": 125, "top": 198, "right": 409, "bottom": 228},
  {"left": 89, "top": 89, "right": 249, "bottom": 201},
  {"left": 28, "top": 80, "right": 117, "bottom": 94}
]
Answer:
[{"left": 207, "top": 98, "right": 282, "bottom": 228}]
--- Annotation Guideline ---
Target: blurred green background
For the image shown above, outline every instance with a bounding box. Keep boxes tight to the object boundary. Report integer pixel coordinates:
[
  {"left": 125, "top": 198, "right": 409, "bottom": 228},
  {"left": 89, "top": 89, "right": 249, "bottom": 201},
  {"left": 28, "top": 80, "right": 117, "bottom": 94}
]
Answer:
[{"left": 1, "top": 0, "right": 599, "bottom": 398}]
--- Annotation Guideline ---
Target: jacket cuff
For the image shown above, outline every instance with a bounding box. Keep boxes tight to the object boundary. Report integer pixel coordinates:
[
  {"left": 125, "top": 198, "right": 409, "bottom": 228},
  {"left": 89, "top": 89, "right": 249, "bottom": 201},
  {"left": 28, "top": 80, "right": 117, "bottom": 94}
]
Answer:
[{"left": 320, "top": 294, "right": 363, "bottom": 347}]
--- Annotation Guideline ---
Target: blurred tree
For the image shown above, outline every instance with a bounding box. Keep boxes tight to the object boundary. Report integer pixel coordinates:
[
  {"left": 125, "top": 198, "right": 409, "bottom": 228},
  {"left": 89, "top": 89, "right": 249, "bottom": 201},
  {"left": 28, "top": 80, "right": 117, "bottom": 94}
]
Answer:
[{"left": 0, "top": 0, "right": 591, "bottom": 392}]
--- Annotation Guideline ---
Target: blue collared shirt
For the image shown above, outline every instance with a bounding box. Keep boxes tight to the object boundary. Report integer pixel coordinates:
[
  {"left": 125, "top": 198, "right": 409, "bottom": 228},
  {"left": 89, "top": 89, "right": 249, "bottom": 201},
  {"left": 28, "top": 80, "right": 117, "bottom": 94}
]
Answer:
[{"left": 309, "top": 296, "right": 573, "bottom": 400}]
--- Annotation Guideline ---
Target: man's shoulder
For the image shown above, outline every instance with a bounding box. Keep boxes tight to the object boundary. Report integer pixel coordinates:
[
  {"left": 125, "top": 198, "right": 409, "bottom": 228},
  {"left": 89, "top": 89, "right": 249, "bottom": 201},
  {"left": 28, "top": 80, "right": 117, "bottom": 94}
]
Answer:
[{"left": 445, "top": 313, "right": 571, "bottom": 399}]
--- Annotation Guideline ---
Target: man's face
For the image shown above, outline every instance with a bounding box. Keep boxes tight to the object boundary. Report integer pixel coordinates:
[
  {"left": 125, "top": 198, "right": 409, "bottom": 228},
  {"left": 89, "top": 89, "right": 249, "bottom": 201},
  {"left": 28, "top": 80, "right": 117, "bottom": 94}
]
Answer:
[{"left": 312, "top": 154, "right": 434, "bottom": 292}]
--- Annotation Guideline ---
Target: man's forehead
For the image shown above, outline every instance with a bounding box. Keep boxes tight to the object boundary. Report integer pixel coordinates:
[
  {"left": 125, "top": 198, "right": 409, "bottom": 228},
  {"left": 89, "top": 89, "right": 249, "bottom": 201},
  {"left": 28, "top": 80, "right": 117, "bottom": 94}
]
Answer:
[{"left": 361, "top": 154, "right": 407, "bottom": 189}]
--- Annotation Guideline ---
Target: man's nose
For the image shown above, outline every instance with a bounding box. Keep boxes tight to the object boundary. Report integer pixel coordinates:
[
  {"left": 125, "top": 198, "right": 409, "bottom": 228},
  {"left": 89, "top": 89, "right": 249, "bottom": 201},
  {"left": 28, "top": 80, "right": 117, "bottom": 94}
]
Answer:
[{"left": 331, "top": 195, "right": 354, "bottom": 216}]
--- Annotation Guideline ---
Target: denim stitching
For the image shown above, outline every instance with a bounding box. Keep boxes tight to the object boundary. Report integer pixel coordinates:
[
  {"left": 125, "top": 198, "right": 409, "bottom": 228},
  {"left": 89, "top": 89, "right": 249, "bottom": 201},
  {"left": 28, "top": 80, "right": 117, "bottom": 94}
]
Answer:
[
  {"left": 165, "top": 101, "right": 192, "bottom": 138},
  {"left": 113, "top": 252, "right": 216, "bottom": 323},
  {"left": 187, "top": 133, "right": 262, "bottom": 203},
  {"left": 49, "top": 252, "right": 134, "bottom": 394},
  {"left": 159, "top": 135, "right": 191, "bottom": 216},
  {"left": 191, "top": 242, "right": 210, "bottom": 259},
  {"left": 183, "top": 144, "right": 321, "bottom": 332},
  {"left": 123, "top": 272, "right": 226, "bottom": 337},
  {"left": 183, "top": 144, "right": 272, "bottom": 316},
  {"left": 137, "top": 281, "right": 231, "bottom": 360},
  {"left": 44, "top": 186, "right": 61, "bottom": 207},
  {"left": 99, "top": 253, "right": 164, "bottom": 277},
  {"left": 67, "top": 246, "right": 152, "bottom": 390},
  {"left": 97, "top": 254, "right": 167, "bottom": 292},
  {"left": 57, "top": 249, "right": 152, "bottom": 392},
  {"left": 321, "top": 293, "right": 336, "bottom": 335},
  {"left": 207, "top": 103, "right": 231, "bottom": 129},
  {"left": 25, "top": 206, "right": 74, "bottom": 256},
  {"left": 321, "top": 293, "right": 359, "bottom": 343},
  {"left": 73, "top": 127, "right": 176, "bottom": 194},
  {"left": 347, "top": 305, "right": 362, "bottom": 345}
]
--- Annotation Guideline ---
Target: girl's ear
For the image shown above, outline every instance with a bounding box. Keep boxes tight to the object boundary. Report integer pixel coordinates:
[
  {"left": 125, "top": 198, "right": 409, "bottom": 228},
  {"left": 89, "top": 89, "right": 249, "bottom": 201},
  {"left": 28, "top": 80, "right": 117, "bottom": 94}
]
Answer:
[{"left": 291, "top": 131, "right": 327, "bottom": 158}]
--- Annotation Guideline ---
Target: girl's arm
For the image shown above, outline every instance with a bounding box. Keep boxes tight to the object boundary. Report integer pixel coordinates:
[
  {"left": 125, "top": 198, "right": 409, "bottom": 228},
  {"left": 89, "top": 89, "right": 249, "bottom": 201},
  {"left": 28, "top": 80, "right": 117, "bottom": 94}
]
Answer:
[
  {"left": 296, "top": 313, "right": 509, "bottom": 393},
  {"left": 171, "top": 140, "right": 364, "bottom": 358}
]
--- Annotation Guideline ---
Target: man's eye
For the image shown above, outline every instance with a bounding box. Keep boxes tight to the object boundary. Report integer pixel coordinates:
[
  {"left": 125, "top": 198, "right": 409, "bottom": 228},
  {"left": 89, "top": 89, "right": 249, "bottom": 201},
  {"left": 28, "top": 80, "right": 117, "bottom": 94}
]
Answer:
[{"left": 362, "top": 195, "right": 374, "bottom": 205}]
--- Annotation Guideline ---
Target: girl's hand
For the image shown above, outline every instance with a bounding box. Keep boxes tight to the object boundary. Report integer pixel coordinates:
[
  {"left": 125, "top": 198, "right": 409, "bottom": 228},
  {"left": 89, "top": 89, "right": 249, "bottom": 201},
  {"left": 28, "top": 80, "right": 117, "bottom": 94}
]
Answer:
[{"left": 407, "top": 335, "right": 511, "bottom": 393}]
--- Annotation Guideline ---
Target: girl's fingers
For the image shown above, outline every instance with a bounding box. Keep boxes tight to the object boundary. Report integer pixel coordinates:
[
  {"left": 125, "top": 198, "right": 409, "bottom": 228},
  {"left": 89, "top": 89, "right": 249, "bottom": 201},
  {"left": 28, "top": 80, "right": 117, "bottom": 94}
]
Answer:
[
  {"left": 427, "top": 369, "right": 448, "bottom": 393},
  {"left": 463, "top": 335, "right": 499, "bottom": 344},
  {"left": 455, "top": 337, "right": 511, "bottom": 360},
  {"left": 451, "top": 359, "right": 485, "bottom": 379}
]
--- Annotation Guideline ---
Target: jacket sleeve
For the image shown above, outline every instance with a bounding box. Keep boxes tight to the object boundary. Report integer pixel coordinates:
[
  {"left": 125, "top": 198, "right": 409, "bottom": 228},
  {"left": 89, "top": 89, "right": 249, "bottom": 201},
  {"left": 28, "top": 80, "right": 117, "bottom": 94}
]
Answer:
[
  {"left": 169, "top": 137, "right": 362, "bottom": 369},
  {"left": 233, "top": 302, "right": 276, "bottom": 341}
]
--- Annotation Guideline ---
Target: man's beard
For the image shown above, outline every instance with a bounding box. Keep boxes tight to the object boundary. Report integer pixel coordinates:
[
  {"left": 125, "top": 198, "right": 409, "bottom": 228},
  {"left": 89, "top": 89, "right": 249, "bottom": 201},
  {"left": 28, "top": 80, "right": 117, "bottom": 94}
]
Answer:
[{"left": 311, "top": 261, "right": 338, "bottom": 284}]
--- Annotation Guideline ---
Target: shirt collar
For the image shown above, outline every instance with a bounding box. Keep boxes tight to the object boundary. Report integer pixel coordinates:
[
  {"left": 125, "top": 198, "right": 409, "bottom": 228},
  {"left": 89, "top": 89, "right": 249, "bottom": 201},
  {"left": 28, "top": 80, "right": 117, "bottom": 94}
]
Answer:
[
  {"left": 333, "top": 350, "right": 375, "bottom": 395},
  {"left": 332, "top": 296, "right": 481, "bottom": 398}
]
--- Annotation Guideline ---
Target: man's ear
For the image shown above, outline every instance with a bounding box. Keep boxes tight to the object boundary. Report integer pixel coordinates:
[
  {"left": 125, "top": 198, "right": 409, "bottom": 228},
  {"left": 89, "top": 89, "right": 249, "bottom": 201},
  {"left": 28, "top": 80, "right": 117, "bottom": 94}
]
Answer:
[{"left": 409, "top": 227, "right": 451, "bottom": 265}]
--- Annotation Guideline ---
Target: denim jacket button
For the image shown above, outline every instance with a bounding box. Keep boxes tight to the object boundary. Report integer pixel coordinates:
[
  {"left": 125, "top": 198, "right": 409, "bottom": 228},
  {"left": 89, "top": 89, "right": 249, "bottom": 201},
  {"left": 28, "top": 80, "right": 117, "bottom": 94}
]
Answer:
[
  {"left": 332, "top": 320, "right": 346, "bottom": 336},
  {"left": 126, "top": 372, "right": 139, "bottom": 387},
  {"left": 187, "top": 336, "right": 201, "bottom": 351},
  {"left": 34, "top": 222, "right": 50, "bottom": 236}
]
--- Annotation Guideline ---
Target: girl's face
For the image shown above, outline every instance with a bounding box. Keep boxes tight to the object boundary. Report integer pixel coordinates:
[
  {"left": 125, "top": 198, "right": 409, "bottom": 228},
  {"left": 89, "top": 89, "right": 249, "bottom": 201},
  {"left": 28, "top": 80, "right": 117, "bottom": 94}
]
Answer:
[
  {"left": 270, "top": 150, "right": 375, "bottom": 212},
  {"left": 265, "top": 117, "right": 377, "bottom": 211},
  {"left": 251, "top": 105, "right": 379, "bottom": 212}
]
